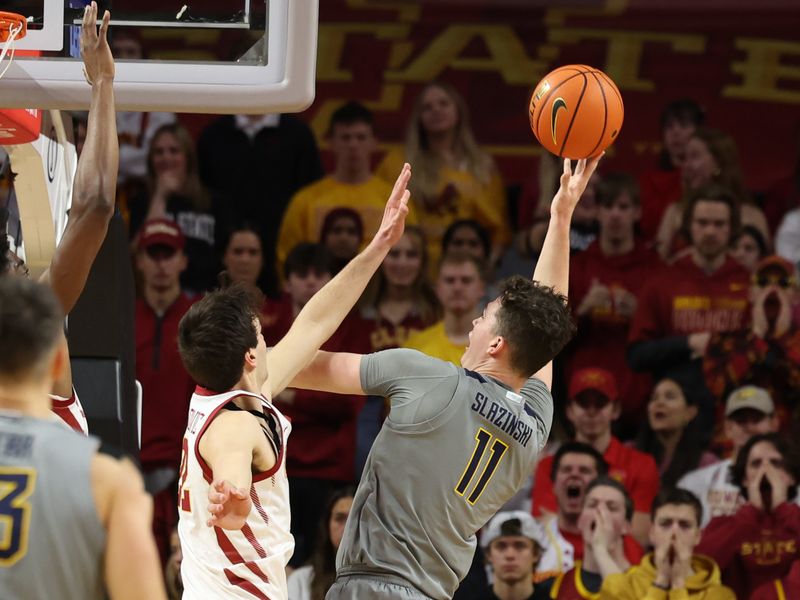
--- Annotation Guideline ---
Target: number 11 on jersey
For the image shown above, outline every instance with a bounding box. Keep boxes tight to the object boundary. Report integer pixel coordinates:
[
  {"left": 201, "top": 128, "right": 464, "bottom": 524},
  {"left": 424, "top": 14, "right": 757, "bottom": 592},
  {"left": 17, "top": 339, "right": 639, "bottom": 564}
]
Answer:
[{"left": 455, "top": 428, "right": 508, "bottom": 505}]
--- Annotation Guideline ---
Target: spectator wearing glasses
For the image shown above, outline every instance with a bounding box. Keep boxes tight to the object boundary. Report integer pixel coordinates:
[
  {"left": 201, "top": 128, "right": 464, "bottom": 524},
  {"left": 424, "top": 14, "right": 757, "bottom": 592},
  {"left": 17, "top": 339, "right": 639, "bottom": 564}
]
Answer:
[
  {"left": 703, "top": 256, "right": 800, "bottom": 440},
  {"left": 532, "top": 368, "right": 659, "bottom": 546}
]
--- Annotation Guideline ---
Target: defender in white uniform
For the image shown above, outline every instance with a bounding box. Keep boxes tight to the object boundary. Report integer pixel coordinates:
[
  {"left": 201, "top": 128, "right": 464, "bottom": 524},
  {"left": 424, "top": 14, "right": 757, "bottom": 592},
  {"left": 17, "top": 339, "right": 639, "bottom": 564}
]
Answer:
[{"left": 176, "top": 164, "right": 412, "bottom": 599}]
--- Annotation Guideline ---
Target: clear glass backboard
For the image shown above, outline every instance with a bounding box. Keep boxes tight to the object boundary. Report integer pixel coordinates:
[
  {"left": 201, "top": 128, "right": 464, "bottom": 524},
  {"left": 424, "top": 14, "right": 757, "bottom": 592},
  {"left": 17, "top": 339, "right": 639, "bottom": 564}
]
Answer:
[{"left": 0, "top": 0, "right": 318, "bottom": 113}]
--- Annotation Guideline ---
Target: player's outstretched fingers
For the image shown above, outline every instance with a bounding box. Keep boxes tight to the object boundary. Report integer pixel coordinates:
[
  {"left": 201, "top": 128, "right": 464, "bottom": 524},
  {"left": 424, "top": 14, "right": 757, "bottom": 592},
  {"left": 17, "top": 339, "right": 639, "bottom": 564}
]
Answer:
[{"left": 99, "top": 9, "right": 110, "bottom": 40}]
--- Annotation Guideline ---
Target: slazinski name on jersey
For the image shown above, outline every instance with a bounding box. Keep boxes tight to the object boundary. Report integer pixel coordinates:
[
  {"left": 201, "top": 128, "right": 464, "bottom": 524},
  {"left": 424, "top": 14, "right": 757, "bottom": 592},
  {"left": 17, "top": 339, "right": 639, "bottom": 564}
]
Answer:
[{"left": 470, "top": 392, "right": 533, "bottom": 448}]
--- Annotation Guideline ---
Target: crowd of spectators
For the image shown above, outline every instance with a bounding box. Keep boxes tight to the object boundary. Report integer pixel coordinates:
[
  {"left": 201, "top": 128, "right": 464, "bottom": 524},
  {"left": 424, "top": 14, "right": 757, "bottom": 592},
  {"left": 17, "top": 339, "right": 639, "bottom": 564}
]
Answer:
[{"left": 37, "top": 68, "right": 800, "bottom": 599}]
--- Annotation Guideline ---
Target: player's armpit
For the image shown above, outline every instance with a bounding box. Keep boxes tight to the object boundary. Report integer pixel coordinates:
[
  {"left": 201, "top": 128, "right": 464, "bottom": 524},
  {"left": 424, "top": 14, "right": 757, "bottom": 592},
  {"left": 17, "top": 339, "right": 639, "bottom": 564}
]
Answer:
[
  {"left": 199, "top": 410, "right": 272, "bottom": 491},
  {"left": 92, "top": 455, "right": 168, "bottom": 600},
  {"left": 284, "top": 351, "right": 365, "bottom": 396}
]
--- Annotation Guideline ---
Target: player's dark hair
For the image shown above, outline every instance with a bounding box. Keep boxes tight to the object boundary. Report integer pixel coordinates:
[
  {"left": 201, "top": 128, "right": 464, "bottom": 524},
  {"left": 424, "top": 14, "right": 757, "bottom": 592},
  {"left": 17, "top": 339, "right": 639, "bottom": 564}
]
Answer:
[
  {"left": 651, "top": 488, "right": 703, "bottom": 527},
  {"left": 585, "top": 476, "right": 634, "bottom": 521},
  {"left": 550, "top": 441, "right": 608, "bottom": 482},
  {"left": 328, "top": 101, "right": 374, "bottom": 136},
  {"left": 0, "top": 207, "right": 10, "bottom": 275},
  {"left": 681, "top": 183, "right": 742, "bottom": 247},
  {"left": 596, "top": 172, "right": 640, "bottom": 208},
  {"left": 178, "top": 284, "right": 261, "bottom": 392},
  {"left": 309, "top": 486, "right": 357, "bottom": 600},
  {"left": 730, "top": 433, "right": 800, "bottom": 502},
  {"left": 495, "top": 276, "right": 576, "bottom": 377},
  {"left": 0, "top": 277, "right": 64, "bottom": 379},
  {"left": 283, "top": 243, "right": 335, "bottom": 281},
  {"left": 442, "top": 219, "right": 491, "bottom": 261}
]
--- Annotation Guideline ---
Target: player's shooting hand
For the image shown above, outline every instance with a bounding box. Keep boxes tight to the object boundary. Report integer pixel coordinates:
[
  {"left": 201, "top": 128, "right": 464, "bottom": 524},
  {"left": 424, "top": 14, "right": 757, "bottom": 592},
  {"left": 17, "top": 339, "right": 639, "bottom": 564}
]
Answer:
[
  {"left": 372, "top": 163, "right": 411, "bottom": 250},
  {"left": 207, "top": 479, "right": 251, "bottom": 530},
  {"left": 81, "top": 2, "right": 114, "bottom": 85},
  {"left": 550, "top": 154, "right": 603, "bottom": 220}
]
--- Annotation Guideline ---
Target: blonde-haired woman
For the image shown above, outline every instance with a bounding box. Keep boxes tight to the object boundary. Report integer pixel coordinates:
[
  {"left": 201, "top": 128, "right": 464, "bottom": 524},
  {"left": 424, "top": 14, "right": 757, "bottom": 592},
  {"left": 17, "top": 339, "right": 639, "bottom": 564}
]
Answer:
[{"left": 377, "top": 82, "right": 509, "bottom": 268}]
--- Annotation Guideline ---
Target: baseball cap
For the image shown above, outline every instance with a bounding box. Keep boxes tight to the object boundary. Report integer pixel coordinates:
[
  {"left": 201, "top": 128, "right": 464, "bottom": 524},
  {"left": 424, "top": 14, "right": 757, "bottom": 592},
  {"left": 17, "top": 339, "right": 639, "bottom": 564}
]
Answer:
[
  {"left": 755, "top": 255, "right": 795, "bottom": 277},
  {"left": 568, "top": 368, "right": 618, "bottom": 401},
  {"left": 481, "top": 511, "right": 548, "bottom": 550},
  {"left": 138, "top": 218, "right": 185, "bottom": 251},
  {"left": 725, "top": 386, "right": 774, "bottom": 417}
]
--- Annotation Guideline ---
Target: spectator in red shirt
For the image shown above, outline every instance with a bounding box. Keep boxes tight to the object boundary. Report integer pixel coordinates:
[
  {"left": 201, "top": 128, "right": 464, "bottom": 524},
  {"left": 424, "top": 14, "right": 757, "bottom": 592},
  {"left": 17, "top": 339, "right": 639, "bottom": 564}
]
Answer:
[
  {"left": 628, "top": 184, "right": 750, "bottom": 442},
  {"left": 697, "top": 433, "right": 800, "bottom": 598},
  {"left": 567, "top": 173, "right": 661, "bottom": 432},
  {"left": 533, "top": 368, "right": 659, "bottom": 546},
  {"left": 135, "top": 218, "right": 196, "bottom": 564},
  {"left": 536, "top": 444, "right": 644, "bottom": 579},
  {"left": 265, "top": 243, "right": 367, "bottom": 567}
]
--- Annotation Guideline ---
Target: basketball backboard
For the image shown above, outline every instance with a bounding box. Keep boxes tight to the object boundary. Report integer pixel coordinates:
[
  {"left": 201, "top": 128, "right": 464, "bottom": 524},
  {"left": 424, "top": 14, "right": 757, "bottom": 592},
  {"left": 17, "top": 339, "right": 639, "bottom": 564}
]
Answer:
[{"left": 0, "top": 0, "right": 318, "bottom": 114}]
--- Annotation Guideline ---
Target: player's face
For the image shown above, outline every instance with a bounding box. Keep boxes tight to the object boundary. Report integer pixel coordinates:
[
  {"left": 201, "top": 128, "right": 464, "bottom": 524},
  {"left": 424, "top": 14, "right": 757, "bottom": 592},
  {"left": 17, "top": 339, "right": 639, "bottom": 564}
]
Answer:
[
  {"left": 690, "top": 200, "right": 732, "bottom": 260},
  {"left": 650, "top": 504, "right": 700, "bottom": 552},
  {"left": 553, "top": 453, "right": 599, "bottom": 517},
  {"left": 419, "top": 86, "right": 458, "bottom": 135},
  {"left": 382, "top": 233, "right": 423, "bottom": 287},
  {"left": 566, "top": 391, "right": 618, "bottom": 440},
  {"left": 724, "top": 409, "right": 776, "bottom": 453},
  {"left": 487, "top": 536, "right": 539, "bottom": 585},
  {"left": 597, "top": 192, "right": 639, "bottom": 241},
  {"left": 223, "top": 232, "right": 263, "bottom": 286},
  {"left": 445, "top": 226, "right": 486, "bottom": 261},
  {"left": 329, "top": 122, "right": 376, "bottom": 169},
  {"left": 462, "top": 298, "right": 500, "bottom": 369},
  {"left": 136, "top": 244, "right": 186, "bottom": 289},
  {"left": 324, "top": 216, "right": 361, "bottom": 260},
  {"left": 732, "top": 232, "right": 761, "bottom": 272},
  {"left": 436, "top": 262, "right": 484, "bottom": 316},
  {"left": 328, "top": 496, "right": 353, "bottom": 550},
  {"left": 284, "top": 269, "right": 332, "bottom": 310},
  {"left": 151, "top": 132, "right": 187, "bottom": 178},
  {"left": 648, "top": 378, "right": 696, "bottom": 434},
  {"left": 4, "top": 251, "right": 29, "bottom": 278},
  {"left": 682, "top": 137, "right": 717, "bottom": 190},
  {"left": 578, "top": 485, "right": 630, "bottom": 540}
]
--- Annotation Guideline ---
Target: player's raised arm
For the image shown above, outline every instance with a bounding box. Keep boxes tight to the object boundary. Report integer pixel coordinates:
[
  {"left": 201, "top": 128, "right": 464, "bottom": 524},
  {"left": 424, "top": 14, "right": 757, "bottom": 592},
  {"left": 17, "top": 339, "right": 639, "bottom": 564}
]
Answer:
[
  {"left": 531, "top": 155, "right": 601, "bottom": 386},
  {"left": 263, "top": 164, "right": 411, "bottom": 398},
  {"left": 40, "top": 2, "right": 117, "bottom": 315}
]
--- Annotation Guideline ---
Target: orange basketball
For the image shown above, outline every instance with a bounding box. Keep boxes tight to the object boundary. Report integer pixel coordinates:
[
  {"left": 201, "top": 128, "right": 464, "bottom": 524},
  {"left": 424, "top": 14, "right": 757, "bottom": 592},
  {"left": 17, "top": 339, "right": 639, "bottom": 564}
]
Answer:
[{"left": 528, "top": 65, "right": 624, "bottom": 160}]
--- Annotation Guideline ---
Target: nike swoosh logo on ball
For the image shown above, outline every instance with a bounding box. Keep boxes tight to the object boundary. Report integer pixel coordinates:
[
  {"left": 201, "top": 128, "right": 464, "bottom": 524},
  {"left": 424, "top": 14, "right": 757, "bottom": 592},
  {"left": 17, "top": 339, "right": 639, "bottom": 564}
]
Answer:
[{"left": 551, "top": 97, "right": 567, "bottom": 146}]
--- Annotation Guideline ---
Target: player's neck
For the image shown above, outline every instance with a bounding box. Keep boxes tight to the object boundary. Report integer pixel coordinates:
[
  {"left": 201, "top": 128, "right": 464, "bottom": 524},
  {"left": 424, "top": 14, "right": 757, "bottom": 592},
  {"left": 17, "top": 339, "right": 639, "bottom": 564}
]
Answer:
[
  {"left": 599, "top": 232, "right": 634, "bottom": 256},
  {"left": 575, "top": 430, "right": 612, "bottom": 454},
  {"left": 491, "top": 577, "right": 534, "bottom": 600},
  {"left": 333, "top": 162, "right": 372, "bottom": 185},
  {"left": 0, "top": 380, "right": 52, "bottom": 419},
  {"left": 444, "top": 309, "right": 477, "bottom": 343},
  {"left": 233, "top": 369, "right": 264, "bottom": 399},
  {"left": 144, "top": 282, "right": 181, "bottom": 316}
]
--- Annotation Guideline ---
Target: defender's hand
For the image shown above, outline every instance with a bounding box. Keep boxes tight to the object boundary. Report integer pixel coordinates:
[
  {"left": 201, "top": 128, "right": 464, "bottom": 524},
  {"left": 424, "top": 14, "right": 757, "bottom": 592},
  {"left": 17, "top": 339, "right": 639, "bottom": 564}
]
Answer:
[{"left": 81, "top": 2, "right": 114, "bottom": 84}]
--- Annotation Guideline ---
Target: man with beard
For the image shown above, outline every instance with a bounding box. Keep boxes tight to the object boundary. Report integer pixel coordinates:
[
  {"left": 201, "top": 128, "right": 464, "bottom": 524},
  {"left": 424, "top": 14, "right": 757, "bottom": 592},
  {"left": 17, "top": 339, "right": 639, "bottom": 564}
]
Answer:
[{"left": 628, "top": 185, "right": 750, "bottom": 441}]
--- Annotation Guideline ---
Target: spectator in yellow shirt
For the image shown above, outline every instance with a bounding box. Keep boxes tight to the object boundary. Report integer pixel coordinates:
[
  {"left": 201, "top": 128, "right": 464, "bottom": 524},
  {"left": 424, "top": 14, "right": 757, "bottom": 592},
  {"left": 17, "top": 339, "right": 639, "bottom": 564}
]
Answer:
[
  {"left": 277, "top": 101, "right": 417, "bottom": 269},
  {"left": 377, "top": 82, "right": 510, "bottom": 269},
  {"left": 403, "top": 252, "right": 486, "bottom": 365}
]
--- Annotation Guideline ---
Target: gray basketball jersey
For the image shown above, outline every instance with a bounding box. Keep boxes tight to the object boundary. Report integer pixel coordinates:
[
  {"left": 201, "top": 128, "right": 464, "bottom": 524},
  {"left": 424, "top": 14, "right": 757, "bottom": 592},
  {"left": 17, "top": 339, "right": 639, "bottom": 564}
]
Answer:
[
  {"left": 0, "top": 412, "right": 106, "bottom": 600},
  {"left": 337, "top": 349, "right": 552, "bottom": 599}
]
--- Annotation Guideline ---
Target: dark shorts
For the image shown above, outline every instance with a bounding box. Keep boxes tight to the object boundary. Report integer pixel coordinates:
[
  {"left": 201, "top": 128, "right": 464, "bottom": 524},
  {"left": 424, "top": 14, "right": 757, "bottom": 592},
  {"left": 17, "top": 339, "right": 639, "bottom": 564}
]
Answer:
[{"left": 325, "top": 574, "right": 432, "bottom": 600}]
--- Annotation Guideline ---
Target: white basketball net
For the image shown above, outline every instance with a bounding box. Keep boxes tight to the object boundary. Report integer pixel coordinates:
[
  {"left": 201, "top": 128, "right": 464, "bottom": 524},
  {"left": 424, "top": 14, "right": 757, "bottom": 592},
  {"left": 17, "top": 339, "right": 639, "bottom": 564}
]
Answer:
[{"left": 0, "top": 20, "right": 24, "bottom": 81}]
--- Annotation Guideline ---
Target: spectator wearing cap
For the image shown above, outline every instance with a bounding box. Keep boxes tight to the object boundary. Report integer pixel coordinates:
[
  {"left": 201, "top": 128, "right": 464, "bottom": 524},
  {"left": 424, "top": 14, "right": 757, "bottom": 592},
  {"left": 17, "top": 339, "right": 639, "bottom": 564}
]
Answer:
[
  {"left": 567, "top": 173, "right": 661, "bottom": 435},
  {"left": 134, "top": 218, "right": 196, "bottom": 565},
  {"left": 536, "top": 443, "right": 643, "bottom": 578},
  {"left": 537, "top": 477, "right": 634, "bottom": 599},
  {"left": 602, "top": 488, "right": 734, "bottom": 599},
  {"left": 480, "top": 511, "right": 548, "bottom": 600},
  {"left": 703, "top": 255, "right": 800, "bottom": 441},
  {"left": 678, "top": 386, "right": 782, "bottom": 528},
  {"left": 532, "top": 368, "right": 659, "bottom": 545},
  {"left": 633, "top": 377, "right": 719, "bottom": 489}
]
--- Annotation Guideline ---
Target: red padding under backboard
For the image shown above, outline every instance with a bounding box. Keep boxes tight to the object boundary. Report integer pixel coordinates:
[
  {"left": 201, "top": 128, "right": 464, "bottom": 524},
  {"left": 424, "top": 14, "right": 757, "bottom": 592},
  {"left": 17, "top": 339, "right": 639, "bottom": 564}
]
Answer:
[{"left": 0, "top": 50, "right": 42, "bottom": 145}]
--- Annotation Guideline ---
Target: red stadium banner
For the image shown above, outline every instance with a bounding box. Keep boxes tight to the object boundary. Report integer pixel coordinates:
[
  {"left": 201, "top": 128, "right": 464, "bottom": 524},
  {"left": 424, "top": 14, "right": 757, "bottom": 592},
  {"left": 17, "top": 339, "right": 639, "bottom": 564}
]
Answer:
[{"left": 146, "top": 1, "right": 800, "bottom": 195}]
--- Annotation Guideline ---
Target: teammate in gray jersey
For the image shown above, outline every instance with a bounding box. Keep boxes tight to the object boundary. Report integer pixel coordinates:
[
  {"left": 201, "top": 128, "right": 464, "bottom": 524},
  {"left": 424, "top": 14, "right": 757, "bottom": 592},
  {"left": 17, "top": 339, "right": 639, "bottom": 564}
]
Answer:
[
  {"left": 290, "top": 156, "right": 602, "bottom": 599},
  {"left": 0, "top": 276, "right": 167, "bottom": 600}
]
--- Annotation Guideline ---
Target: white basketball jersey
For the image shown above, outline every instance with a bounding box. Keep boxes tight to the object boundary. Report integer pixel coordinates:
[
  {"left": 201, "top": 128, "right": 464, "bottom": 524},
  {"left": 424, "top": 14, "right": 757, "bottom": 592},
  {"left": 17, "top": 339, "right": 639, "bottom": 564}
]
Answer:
[
  {"left": 49, "top": 388, "right": 89, "bottom": 435},
  {"left": 178, "top": 387, "right": 294, "bottom": 600}
]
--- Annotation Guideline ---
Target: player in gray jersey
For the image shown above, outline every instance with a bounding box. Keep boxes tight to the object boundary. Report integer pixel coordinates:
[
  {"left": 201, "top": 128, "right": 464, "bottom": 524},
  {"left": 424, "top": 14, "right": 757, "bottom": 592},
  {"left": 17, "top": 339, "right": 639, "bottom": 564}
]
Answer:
[
  {"left": 289, "top": 156, "right": 602, "bottom": 599},
  {"left": 0, "top": 276, "right": 166, "bottom": 600}
]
